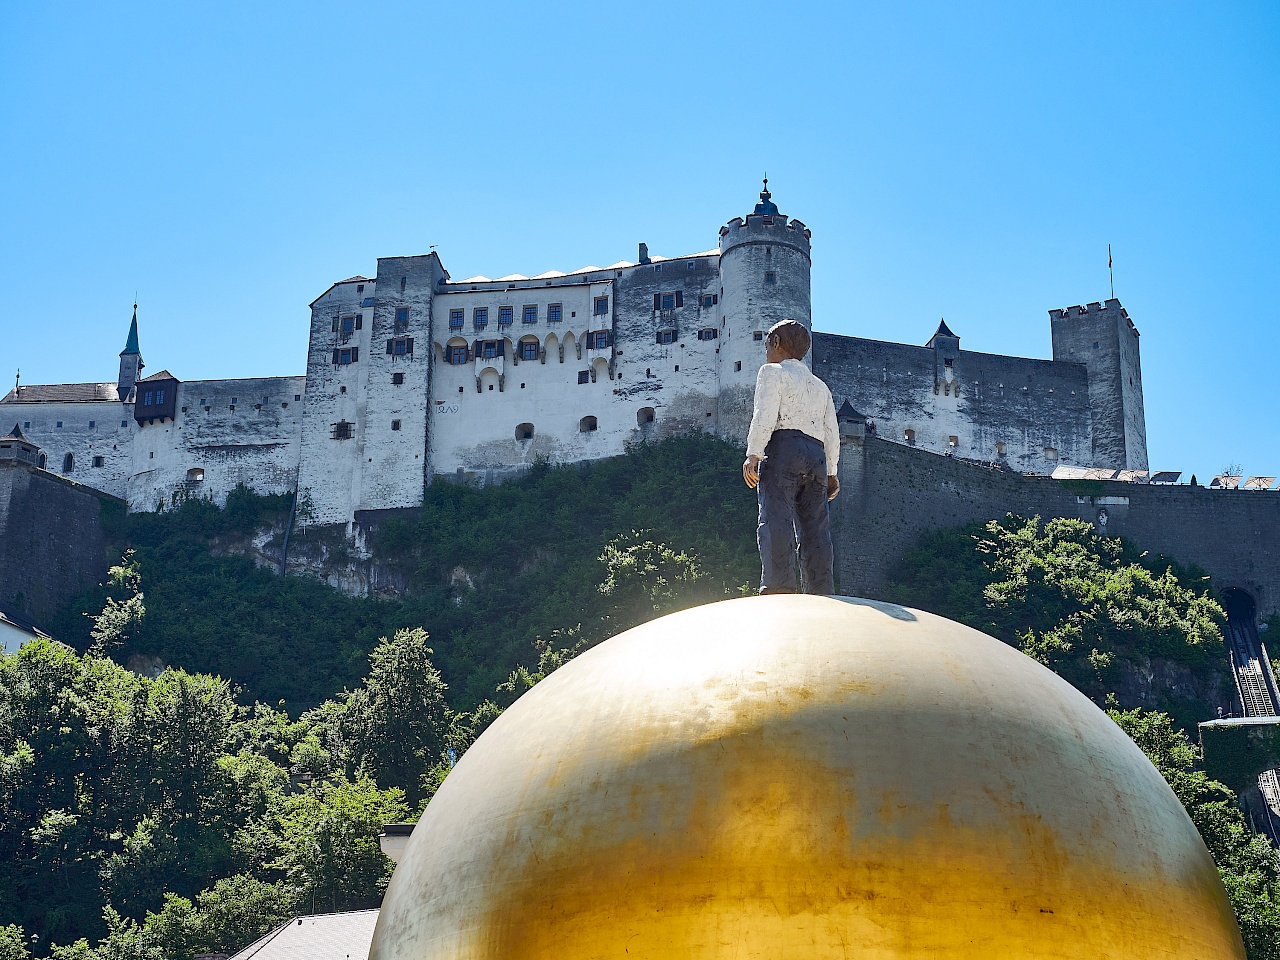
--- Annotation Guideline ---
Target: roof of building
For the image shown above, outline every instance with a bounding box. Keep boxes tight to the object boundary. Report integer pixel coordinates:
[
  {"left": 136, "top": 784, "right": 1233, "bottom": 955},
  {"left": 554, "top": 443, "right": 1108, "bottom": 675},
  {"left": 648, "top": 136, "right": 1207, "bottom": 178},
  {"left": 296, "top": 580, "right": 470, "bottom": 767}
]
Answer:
[
  {"left": 120, "top": 304, "right": 141, "bottom": 357},
  {"left": 138, "top": 369, "right": 178, "bottom": 382},
  {"left": 2, "top": 422, "right": 27, "bottom": 441},
  {"left": 0, "top": 602, "right": 52, "bottom": 642},
  {"left": 229, "top": 910, "right": 379, "bottom": 960},
  {"left": 927, "top": 319, "right": 959, "bottom": 346},
  {"left": 837, "top": 400, "right": 868, "bottom": 422},
  {"left": 1, "top": 382, "right": 122, "bottom": 404}
]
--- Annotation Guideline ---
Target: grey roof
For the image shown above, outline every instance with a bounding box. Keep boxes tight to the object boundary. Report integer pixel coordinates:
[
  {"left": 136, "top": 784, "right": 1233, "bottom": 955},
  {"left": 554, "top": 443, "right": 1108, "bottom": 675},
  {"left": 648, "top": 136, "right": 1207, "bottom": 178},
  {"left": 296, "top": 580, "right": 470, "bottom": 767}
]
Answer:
[
  {"left": 229, "top": 910, "right": 379, "bottom": 960},
  {"left": 1, "top": 382, "right": 121, "bottom": 403},
  {"left": 138, "top": 369, "right": 178, "bottom": 382},
  {"left": 0, "top": 602, "right": 51, "bottom": 641},
  {"left": 926, "top": 319, "right": 959, "bottom": 347},
  {"left": 2, "top": 422, "right": 26, "bottom": 440},
  {"left": 836, "top": 399, "right": 867, "bottom": 422}
]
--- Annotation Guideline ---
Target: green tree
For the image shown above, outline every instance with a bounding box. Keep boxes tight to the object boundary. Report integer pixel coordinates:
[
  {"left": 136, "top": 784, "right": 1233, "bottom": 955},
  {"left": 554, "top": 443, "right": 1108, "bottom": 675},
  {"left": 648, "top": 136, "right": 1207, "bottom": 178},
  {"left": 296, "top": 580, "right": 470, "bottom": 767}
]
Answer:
[
  {"left": 88, "top": 552, "right": 146, "bottom": 656},
  {"left": 342, "top": 629, "right": 449, "bottom": 807},
  {"left": 273, "top": 776, "right": 407, "bottom": 914},
  {"left": 0, "top": 924, "right": 30, "bottom": 960}
]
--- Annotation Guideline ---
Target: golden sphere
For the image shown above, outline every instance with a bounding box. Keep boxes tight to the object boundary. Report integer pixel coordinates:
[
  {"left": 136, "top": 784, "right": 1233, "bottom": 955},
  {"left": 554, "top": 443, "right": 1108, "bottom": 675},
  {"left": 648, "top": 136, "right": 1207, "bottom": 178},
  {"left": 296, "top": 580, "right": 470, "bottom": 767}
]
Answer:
[{"left": 371, "top": 596, "right": 1244, "bottom": 959}]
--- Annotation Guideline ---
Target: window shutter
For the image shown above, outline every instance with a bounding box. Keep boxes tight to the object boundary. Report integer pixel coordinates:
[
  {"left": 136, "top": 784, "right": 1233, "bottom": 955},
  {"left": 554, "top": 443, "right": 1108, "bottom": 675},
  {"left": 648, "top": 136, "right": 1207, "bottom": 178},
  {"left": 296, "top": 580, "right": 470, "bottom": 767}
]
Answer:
[
  {"left": 497, "top": 340, "right": 506, "bottom": 357},
  {"left": 332, "top": 348, "right": 340, "bottom": 365},
  {"left": 713, "top": 294, "right": 718, "bottom": 305},
  {"left": 656, "top": 332, "right": 663, "bottom": 345},
  {"left": 653, "top": 293, "right": 661, "bottom": 312},
  {"left": 355, "top": 316, "right": 362, "bottom": 330},
  {"left": 386, "top": 340, "right": 394, "bottom": 354},
  {"left": 331, "top": 318, "right": 338, "bottom": 332},
  {"left": 351, "top": 346, "right": 359, "bottom": 362},
  {"left": 406, "top": 338, "right": 413, "bottom": 354},
  {"left": 675, "top": 291, "right": 684, "bottom": 308}
]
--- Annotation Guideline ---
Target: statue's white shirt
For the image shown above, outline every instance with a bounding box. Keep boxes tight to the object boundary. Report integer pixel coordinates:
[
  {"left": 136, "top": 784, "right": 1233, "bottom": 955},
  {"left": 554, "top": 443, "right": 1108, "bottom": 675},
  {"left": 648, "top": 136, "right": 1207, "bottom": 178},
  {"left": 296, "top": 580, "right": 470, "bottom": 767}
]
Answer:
[{"left": 745, "top": 359, "right": 840, "bottom": 471}]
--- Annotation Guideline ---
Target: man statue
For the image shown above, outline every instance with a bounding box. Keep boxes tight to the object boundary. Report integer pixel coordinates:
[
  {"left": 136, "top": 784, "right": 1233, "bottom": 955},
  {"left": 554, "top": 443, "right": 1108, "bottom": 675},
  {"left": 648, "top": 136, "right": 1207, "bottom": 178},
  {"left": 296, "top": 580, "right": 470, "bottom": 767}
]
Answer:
[{"left": 742, "top": 319, "right": 840, "bottom": 595}]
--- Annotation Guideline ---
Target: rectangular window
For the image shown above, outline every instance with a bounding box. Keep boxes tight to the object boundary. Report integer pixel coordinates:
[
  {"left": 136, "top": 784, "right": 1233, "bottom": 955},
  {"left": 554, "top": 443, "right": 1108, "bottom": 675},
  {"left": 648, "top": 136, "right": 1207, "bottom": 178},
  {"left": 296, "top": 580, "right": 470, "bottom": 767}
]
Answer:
[
  {"left": 450, "top": 309, "right": 464, "bottom": 328},
  {"left": 765, "top": 271, "right": 776, "bottom": 285},
  {"left": 703, "top": 295, "right": 714, "bottom": 307},
  {"left": 391, "top": 419, "right": 401, "bottom": 431},
  {"left": 362, "top": 297, "right": 375, "bottom": 308},
  {"left": 688, "top": 261, "right": 696, "bottom": 269},
  {"left": 357, "top": 284, "right": 364, "bottom": 294},
  {"left": 594, "top": 296, "right": 609, "bottom": 316},
  {"left": 294, "top": 394, "right": 301, "bottom": 401},
  {"left": 342, "top": 316, "right": 355, "bottom": 334},
  {"left": 392, "top": 372, "right": 405, "bottom": 385},
  {"left": 734, "top": 361, "right": 742, "bottom": 372},
  {"left": 92, "top": 456, "right": 104, "bottom": 468},
  {"left": 262, "top": 396, "right": 269, "bottom": 404},
  {"left": 587, "top": 330, "right": 609, "bottom": 349},
  {"left": 661, "top": 293, "right": 675, "bottom": 311},
  {"left": 331, "top": 317, "right": 339, "bottom": 333},
  {"left": 395, "top": 306, "right": 409, "bottom": 330},
  {"left": 578, "top": 370, "right": 590, "bottom": 384},
  {"left": 386, "top": 337, "right": 414, "bottom": 355},
  {"left": 943, "top": 358, "right": 954, "bottom": 367},
  {"left": 156, "top": 389, "right": 164, "bottom": 403},
  {"left": 474, "top": 307, "right": 488, "bottom": 328},
  {"left": 88, "top": 420, "right": 96, "bottom": 428},
  {"left": 334, "top": 347, "right": 360, "bottom": 365},
  {"left": 447, "top": 345, "right": 468, "bottom": 364},
  {"left": 753, "top": 331, "right": 764, "bottom": 341},
  {"left": 547, "top": 304, "right": 562, "bottom": 323},
  {"left": 499, "top": 306, "right": 514, "bottom": 325},
  {"left": 23, "top": 421, "right": 29, "bottom": 429},
  {"left": 521, "top": 304, "right": 537, "bottom": 324},
  {"left": 144, "top": 392, "right": 153, "bottom": 405},
  {"left": 481, "top": 340, "right": 499, "bottom": 359},
  {"left": 697, "top": 328, "right": 718, "bottom": 341},
  {"left": 332, "top": 421, "right": 352, "bottom": 440},
  {"left": 520, "top": 341, "right": 539, "bottom": 361},
  {"left": 656, "top": 330, "right": 676, "bottom": 345}
]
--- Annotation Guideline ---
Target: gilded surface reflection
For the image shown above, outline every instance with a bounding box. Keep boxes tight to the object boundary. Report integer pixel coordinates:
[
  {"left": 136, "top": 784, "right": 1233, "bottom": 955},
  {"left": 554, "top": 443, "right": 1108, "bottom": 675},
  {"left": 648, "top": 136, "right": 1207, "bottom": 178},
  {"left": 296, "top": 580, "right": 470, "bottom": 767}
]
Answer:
[{"left": 371, "top": 595, "right": 1245, "bottom": 959}]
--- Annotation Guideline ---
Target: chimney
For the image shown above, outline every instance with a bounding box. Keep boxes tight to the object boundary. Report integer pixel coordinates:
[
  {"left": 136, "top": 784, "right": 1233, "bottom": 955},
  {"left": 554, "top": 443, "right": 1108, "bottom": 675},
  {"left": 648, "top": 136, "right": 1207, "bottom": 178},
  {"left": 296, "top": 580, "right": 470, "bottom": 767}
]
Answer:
[{"left": 638, "top": 242, "right": 650, "bottom": 265}]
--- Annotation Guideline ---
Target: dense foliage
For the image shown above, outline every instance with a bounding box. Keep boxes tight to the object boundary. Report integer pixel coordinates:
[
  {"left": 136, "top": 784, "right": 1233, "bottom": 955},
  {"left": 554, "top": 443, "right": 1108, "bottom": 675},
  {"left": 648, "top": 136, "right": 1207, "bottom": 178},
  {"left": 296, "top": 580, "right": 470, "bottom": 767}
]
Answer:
[
  {"left": 50, "top": 435, "right": 759, "bottom": 712},
  {"left": 886, "top": 515, "right": 1231, "bottom": 725}
]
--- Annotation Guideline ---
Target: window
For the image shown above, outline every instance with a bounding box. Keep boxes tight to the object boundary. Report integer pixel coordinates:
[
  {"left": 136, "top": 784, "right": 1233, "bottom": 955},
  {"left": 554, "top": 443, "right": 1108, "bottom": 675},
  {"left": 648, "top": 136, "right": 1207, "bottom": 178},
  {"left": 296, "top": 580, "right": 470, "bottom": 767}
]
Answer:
[
  {"left": 903, "top": 428, "right": 916, "bottom": 444},
  {"left": 1093, "top": 341, "right": 1100, "bottom": 349},
  {"left": 400, "top": 276, "right": 406, "bottom": 292},
  {"left": 332, "top": 347, "right": 359, "bottom": 365},
  {"left": 332, "top": 421, "right": 353, "bottom": 440},
  {"left": 697, "top": 328, "right": 718, "bottom": 341},
  {"left": 391, "top": 419, "right": 401, "bottom": 431},
  {"left": 62, "top": 452, "right": 74, "bottom": 472},
  {"left": 446, "top": 345, "right": 468, "bottom": 364},
  {"left": 520, "top": 340, "right": 539, "bottom": 361},
  {"left": 341, "top": 315, "right": 359, "bottom": 335},
  {"left": 547, "top": 303, "right": 562, "bottom": 323},
  {"left": 395, "top": 307, "right": 409, "bottom": 332},
  {"left": 231, "top": 397, "right": 238, "bottom": 404},
  {"left": 92, "top": 455, "right": 104, "bottom": 468},
  {"left": 1044, "top": 447, "right": 1058, "bottom": 461},
  {"left": 765, "top": 271, "right": 777, "bottom": 284},
  {"left": 56, "top": 421, "right": 63, "bottom": 428},
  {"left": 523, "top": 305, "right": 538, "bottom": 324},
  {"left": 392, "top": 372, "right": 405, "bottom": 385},
  {"left": 656, "top": 329, "right": 676, "bottom": 345},
  {"left": 357, "top": 284, "right": 364, "bottom": 293},
  {"left": 121, "top": 420, "right": 127, "bottom": 427},
  {"left": 996, "top": 441, "right": 1007, "bottom": 456},
  {"left": 637, "top": 407, "right": 655, "bottom": 426},
  {"left": 594, "top": 296, "right": 609, "bottom": 316},
  {"left": 88, "top": 420, "right": 96, "bottom": 428},
  {"left": 516, "top": 422, "right": 534, "bottom": 441},
  {"left": 662, "top": 293, "right": 674, "bottom": 310},
  {"left": 450, "top": 309, "right": 464, "bottom": 329},
  {"left": 943, "top": 358, "right": 953, "bottom": 367},
  {"left": 702, "top": 294, "right": 718, "bottom": 307},
  {"left": 37, "top": 453, "right": 46, "bottom": 469},
  {"left": 22, "top": 421, "right": 29, "bottom": 429},
  {"left": 362, "top": 297, "right": 375, "bottom": 308},
  {"left": 578, "top": 370, "right": 590, "bottom": 384},
  {"left": 579, "top": 415, "right": 598, "bottom": 432},
  {"left": 753, "top": 331, "right": 764, "bottom": 341},
  {"left": 142, "top": 391, "right": 153, "bottom": 405},
  {"left": 587, "top": 330, "right": 609, "bottom": 349},
  {"left": 474, "top": 307, "right": 488, "bottom": 328},
  {"left": 688, "top": 261, "right": 696, "bottom": 269},
  {"left": 480, "top": 340, "right": 501, "bottom": 359},
  {"left": 156, "top": 389, "right": 164, "bottom": 403},
  {"left": 499, "top": 306, "right": 514, "bottom": 325},
  {"left": 261, "top": 396, "right": 269, "bottom": 404},
  {"left": 948, "top": 436, "right": 959, "bottom": 448},
  {"left": 386, "top": 337, "right": 414, "bottom": 356},
  {"left": 187, "top": 467, "right": 204, "bottom": 482}
]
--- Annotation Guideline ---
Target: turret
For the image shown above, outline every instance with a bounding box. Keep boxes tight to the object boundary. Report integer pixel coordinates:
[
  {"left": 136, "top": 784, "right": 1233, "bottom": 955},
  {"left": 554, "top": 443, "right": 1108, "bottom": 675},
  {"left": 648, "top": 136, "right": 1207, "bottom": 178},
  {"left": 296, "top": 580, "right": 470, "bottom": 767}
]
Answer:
[
  {"left": 118, "top": 303, "right": 144, "bottom": 401},
  {"left": 716, "top": 181, "right": 813, "bottom": 440}
]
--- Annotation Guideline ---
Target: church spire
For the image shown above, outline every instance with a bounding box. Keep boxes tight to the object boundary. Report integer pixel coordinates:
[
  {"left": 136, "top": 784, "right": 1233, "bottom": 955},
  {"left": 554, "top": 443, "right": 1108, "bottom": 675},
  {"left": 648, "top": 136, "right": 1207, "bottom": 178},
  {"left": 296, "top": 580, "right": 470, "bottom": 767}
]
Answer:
[
  {"left": 120, "top": 302, "right": 141, "bottom": 357},
  {"left": 752, "top": 177, "right": 779, "bottom": 216}
]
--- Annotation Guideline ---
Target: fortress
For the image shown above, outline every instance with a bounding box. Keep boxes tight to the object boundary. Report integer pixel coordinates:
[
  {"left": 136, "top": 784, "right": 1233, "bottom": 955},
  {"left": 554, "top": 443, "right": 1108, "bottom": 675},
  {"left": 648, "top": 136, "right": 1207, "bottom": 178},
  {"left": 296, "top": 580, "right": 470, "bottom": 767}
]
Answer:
[{"left": 3, "top": 182, "right": 1153, "bottom": 526}]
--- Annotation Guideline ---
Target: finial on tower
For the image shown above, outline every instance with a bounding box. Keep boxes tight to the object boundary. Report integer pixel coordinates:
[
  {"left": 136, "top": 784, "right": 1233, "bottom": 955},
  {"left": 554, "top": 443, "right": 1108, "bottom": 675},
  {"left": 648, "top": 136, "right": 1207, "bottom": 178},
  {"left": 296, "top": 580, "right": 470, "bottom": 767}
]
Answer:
[{"left": 753, "top": 176, "right": 779, "bottom": 216}]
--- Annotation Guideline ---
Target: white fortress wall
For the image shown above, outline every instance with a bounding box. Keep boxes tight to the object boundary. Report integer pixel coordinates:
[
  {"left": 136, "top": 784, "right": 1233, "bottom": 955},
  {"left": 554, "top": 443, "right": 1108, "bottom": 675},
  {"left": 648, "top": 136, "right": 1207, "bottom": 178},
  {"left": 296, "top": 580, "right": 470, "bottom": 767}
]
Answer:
[
  {"left": 128, "top": 376, "right": 306, "bottom": 510},
  {"left": 6, "top": 400, "right": 134, "bottom": 498}
]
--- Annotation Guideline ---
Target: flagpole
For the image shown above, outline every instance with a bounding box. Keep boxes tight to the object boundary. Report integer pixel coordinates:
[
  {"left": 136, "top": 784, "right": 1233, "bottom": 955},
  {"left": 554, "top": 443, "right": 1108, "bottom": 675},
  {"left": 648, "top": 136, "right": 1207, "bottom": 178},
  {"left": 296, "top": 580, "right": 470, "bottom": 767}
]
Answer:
[{"left": 1108, "top": 244, "right": 1114, "bottom": 300}]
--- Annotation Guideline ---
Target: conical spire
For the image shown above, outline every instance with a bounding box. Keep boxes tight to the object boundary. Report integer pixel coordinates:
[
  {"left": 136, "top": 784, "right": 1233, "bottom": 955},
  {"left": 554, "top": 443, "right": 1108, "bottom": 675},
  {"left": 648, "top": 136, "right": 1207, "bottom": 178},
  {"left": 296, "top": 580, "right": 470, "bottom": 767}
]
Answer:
[{"left": 120, "top": 302, "right": 141, "bottom": 357}]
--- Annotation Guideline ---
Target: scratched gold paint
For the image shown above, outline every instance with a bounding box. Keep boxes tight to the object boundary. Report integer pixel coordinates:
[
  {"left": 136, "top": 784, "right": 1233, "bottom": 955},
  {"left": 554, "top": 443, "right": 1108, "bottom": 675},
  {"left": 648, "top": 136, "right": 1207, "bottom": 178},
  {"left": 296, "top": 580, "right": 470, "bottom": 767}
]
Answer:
[{"left": 370, "top": 595, "right": 1245, "bottom": 959}]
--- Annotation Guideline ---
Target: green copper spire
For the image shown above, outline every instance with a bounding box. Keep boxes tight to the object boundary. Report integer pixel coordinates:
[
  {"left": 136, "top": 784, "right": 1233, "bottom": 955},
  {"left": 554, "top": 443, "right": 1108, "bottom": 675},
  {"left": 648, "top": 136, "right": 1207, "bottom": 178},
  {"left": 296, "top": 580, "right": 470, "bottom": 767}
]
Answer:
[{"left": 120, "top": 302, "right": 141, "bottom": 357}]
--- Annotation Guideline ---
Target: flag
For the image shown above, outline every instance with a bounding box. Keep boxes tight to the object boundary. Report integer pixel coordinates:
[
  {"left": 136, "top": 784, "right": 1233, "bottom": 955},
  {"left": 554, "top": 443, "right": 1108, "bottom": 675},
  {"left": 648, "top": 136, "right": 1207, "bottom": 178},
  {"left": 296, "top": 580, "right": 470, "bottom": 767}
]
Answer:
[{"left": 1108, "top": 244, "right": 1112, "bottom": 269}]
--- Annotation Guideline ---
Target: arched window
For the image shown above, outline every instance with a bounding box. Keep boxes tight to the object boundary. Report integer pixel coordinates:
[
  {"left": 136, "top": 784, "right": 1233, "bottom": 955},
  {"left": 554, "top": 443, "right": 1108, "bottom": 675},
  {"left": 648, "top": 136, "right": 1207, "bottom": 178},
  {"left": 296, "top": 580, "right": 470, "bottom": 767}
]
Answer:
[
  {"left": 37, "top": 453, "right": 46, "bottom": 469},
  {"left": 62, "top": 452, "right": 74, "bottom": 473},
  {"left": 515, "top": 423, "right": 534, "bottom": 441},
  {"left": 637, "top": 407, "right": 655, "bottom": 426},
  {"left": 579, "top": 416, "right": 598, "bottom": 433},
  {"left": 519, "top": 338, "right": 539, "bottom": 361},
  {"left": 187, "top": 468, "right": 205, "bottom": 482}
]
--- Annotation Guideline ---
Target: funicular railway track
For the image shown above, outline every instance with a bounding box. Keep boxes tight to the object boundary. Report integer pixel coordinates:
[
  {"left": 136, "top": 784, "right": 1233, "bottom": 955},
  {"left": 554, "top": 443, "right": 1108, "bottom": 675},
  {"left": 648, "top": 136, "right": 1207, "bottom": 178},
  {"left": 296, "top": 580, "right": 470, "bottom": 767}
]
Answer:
[{"left": 1223, "top": 590, "right": 1280, "bottom": 829}]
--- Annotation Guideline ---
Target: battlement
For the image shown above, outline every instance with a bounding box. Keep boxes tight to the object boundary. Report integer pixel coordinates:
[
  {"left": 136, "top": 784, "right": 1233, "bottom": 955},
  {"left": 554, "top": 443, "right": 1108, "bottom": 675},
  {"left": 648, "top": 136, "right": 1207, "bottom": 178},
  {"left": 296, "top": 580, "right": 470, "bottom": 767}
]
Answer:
[
  {"left": 1049, "top": 298, "right": 1129, "bottom": 321},
  {"left": 718, "top": 214, "right": 812, "bottom": 254}
]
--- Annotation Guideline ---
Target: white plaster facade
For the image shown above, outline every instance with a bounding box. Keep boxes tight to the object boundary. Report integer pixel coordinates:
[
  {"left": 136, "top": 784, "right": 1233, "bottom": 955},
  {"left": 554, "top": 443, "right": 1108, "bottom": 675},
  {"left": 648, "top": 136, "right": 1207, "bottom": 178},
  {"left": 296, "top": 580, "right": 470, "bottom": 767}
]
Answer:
[{"left": 1, "top": 182, "right": 1148, "bottom": 524}]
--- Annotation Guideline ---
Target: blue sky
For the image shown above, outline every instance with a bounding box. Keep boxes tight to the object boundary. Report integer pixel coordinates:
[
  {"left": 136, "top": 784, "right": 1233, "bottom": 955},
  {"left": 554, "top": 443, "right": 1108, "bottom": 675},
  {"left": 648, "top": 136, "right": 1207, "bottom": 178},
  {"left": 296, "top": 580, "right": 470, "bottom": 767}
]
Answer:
[{"left": 1, "top": 1, "right": 1276, "bottom": 479}]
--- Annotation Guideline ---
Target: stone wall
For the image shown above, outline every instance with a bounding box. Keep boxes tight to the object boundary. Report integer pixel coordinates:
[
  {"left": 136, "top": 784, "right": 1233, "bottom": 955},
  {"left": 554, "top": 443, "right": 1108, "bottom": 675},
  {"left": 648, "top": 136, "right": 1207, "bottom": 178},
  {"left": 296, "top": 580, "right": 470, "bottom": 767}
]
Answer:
[
  {"left": 833, "top": 431, "right": 1280, "bottom": 616},
  {"left": 0, "top": 460, "right": 122, "bottom": 627},
  {"left": 5, "top": 400, "right": 135, "bottom": 498}
]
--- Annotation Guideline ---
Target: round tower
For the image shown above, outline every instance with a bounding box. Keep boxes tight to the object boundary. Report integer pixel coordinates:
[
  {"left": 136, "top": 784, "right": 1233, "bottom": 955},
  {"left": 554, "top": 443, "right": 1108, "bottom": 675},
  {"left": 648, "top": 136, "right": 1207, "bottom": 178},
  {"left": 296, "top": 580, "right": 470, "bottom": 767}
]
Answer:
[{"left": 716, "top": 180, "right": 813, "bottom": 441}]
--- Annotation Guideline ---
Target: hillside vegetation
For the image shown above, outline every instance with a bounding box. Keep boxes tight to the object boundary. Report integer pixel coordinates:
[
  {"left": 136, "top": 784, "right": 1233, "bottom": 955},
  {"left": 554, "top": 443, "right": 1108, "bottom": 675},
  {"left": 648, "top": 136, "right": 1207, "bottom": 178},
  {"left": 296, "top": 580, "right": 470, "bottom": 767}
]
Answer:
[{"left": 8, "top": 435, "right": 1276, "bottom": 958}]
